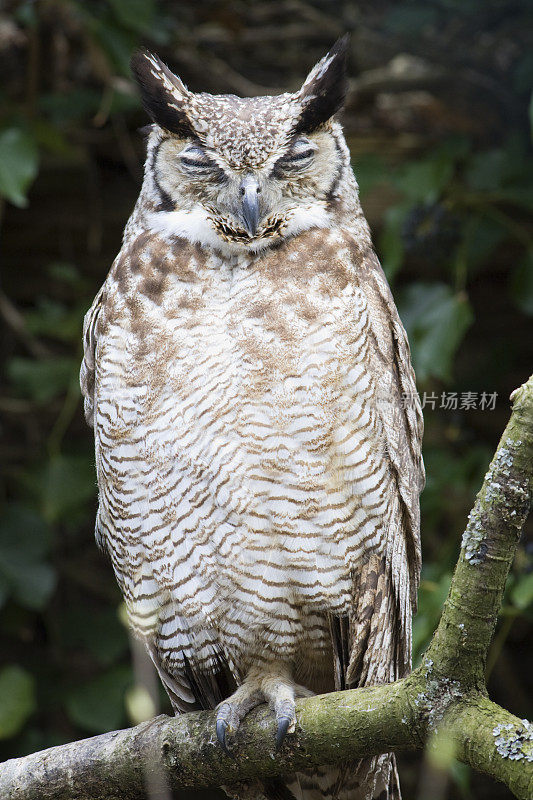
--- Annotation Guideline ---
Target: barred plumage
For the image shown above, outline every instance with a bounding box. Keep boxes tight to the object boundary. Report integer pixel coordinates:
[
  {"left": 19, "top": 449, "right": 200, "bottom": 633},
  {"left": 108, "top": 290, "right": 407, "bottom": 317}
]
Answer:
[{"left": 81, "top": 37, "right": 424, "bottom": 800}]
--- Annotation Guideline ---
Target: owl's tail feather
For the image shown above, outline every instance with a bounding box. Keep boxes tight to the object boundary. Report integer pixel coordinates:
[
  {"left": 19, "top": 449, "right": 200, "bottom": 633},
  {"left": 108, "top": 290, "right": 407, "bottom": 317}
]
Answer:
[
  {"left": 282, "top": 552, "right": 407, "bottom": 800},
  {"left": 222, "top": 778, "right": 300, "bottom": 800},
  {"left": 283, "top": 752, "right": 400, "bottom": 800},
  {"left": 223, "top": 554, "right": 405, "bottom": 800},
  {"left": 222, "top": 754, "right": 399, "bottom": 800}
]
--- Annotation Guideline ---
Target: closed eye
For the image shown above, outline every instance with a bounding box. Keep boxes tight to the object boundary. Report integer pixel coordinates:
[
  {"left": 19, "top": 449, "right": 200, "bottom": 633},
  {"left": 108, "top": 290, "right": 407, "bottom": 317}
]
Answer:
[
  {"left": 180, "top": 155, "right": 212, "bottom": 168},
  {"left": 273, "top": 137, "right": 317, "bottom": 173},
  {"left": 179, "top": 145, "right": 219, "bottom": 173},
  {"left": 288, "top": 148, "right": 316, "bottom": 161}
]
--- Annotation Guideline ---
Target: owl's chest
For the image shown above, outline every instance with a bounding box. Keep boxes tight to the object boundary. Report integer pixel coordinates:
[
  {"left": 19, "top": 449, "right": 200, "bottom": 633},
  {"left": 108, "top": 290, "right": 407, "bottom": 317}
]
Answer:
[
  {"left": 99, "top": 255, "right": 376, "bottom": 497},
  {"left": 97, "top": 246, "right": 390, "bottom": 632},
  {"left": 129, "top": 257, "right": 369, "bottom": 411}
]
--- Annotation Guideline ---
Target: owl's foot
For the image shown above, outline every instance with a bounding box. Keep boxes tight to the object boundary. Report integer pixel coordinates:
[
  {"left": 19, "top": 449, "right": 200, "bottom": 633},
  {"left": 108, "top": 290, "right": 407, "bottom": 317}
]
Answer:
[
  {"left": 216, "top": 684, "right": 263, "bottom": 754},
  {"left": 216, "top": 670, "right": 310, "bottom": 753},
  {"left": 261, "top": 673, "right": 297, "bottom": 751},
  {"left": 274, "top": 698, "right": 296, "bottom": 751}
]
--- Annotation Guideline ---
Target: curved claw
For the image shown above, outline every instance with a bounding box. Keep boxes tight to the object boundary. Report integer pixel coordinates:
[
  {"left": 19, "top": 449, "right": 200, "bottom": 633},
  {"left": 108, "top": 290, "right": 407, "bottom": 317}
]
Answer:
[
  {"left": 275, "top": 715, "right": 292, "bottom": 751},
  {"left": 216, "top": 718, "right": 230, "bottom": 754}
]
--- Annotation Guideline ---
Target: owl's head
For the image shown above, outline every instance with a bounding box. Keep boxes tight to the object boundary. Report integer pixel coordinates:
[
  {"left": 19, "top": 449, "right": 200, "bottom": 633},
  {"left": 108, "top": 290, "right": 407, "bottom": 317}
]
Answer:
[{"left": 131, "top": 38, "right": 352, "bottom": 253}]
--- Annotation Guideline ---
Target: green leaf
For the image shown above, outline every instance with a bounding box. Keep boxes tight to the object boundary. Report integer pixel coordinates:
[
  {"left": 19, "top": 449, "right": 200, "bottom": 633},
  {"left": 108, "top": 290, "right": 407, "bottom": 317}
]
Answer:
[
  {"left": 59, "top": 606, "right": 128, "bottom": 666},
  {"left": 436, "top": 135, "right": 471, "bottom": 162},
  {"left": 396, "top": 157, "right": 454, "bottom": 204},
  {"left": 7, "top": 357, "right": 79, "bottom": 403},
  {"left": 40, "top": 89, "right": 105, "bottom": 123},
  {"left": 421, "top": 445, "right": 491, "bottom": 531},
  {"left": 464, "top": 140, "right": 531, "bottom": 195},
  {"left": 81, "top": 9, "right": 138, "bottom": 76},
  {"left": 47, "top": 261, "right": 88, "bottom": 289},
  {"left": 413, "top": 573, "right": 453, "bottom": 663},
  {"left": 378, "top": 205, "right": 409, "bottom": 280},
  {"left": 65, "top": 665, "right": 132, "bottom": 733},
  {"left": 494, "top": 188, "right": 533, "bottom": 212},
  {"left": 0, "top": 505, "right": 56, "bottom": 610},
  {"left": 107, "top": 0, "right": 155, "bottom": 32},
  {"left": 398, "top": 283, "right": 474, "bottom": 383},
  {"left": 511, "top": 573, "right": 533, "bottom": 610},
  {"left": 385, "top": 5, "right": 438, "bottom": 34},
  {"left": 511, "top": 251, "right": 533, "bottom": 316},
  {"left": 28, "top": 118, "right": 75, "bottom": 157},
  {"left": 0, "top": 504, "right": 52, "bottom": 560},
  {"left": 25, "top": 298, "right": 86, "bottom": 344},
  {"left": 0, "top": 573, "right": 9, "bottom": 607},
  {"left": 459, "top": 215, "right": 506, "bottom": 273},
  {"left": 351, "top": 153, "right": 387, "bottom": 198},
  {"left": 14, "top": 1, "right": 38, "bottom": 27},
  {"left": 514, "top": 53, "right": 533, "bottom": 94},
  {"left": 465, "top": 149, "right": 508, "bottom": 192},
  {"left": 0, "top": 128, "right": 39, "bottom": 207},
  {"left": 1, "top": 560, "right": 56, "bottom": 611},
  {"left": 0, "top": 666, "right": 36, "bottom": 739},
  {"left": 29, "top": 455, "right": 96, "bottom": 524}
]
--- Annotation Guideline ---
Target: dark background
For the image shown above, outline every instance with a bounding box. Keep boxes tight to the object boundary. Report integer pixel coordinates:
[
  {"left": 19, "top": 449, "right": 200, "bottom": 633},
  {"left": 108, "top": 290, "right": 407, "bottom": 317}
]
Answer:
[{"left": 0, "top": 1, "right": 532, "bottom": 798}]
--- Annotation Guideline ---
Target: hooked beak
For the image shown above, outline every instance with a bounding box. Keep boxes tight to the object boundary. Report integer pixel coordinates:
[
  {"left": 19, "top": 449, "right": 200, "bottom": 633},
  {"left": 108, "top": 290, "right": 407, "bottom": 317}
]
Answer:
[{"left": 239, "top": 174, "right": 261, "bottom": 237}]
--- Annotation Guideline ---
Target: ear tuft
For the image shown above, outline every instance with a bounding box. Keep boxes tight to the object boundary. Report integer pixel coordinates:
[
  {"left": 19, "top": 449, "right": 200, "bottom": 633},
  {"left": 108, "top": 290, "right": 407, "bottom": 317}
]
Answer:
[
  {"left": 131, "top": 50, "right": 194, "bottom": 138},
  {"left": 295, "top": 35, "right": 349, "bottom": 134}
]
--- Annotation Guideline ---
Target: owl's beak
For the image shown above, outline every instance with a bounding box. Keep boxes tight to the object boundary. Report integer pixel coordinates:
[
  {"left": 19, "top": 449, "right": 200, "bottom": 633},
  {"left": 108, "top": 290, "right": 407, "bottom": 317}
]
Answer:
[{"left": 239, "top": 175, "right": 261, "bottom": 237}]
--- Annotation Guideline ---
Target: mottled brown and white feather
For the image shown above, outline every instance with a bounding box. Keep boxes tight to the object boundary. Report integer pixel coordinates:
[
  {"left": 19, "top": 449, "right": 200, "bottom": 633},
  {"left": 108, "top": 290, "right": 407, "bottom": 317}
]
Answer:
[{"left": 81, "top": 39, "right": 423, "bottom": 800}]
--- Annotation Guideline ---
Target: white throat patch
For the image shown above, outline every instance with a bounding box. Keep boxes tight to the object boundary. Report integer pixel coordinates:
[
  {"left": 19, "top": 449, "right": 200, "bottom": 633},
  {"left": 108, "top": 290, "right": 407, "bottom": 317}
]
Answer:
[{"left": 147, "top": 203, "right": 332, "bottom": 256}]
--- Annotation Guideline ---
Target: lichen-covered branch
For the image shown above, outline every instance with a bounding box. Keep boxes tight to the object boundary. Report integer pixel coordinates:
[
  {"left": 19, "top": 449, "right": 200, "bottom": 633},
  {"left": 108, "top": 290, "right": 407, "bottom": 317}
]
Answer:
[
  {"left": 447, "top": 696, "right": 533, "bottom": 799},
  {"left": 425, "top": 374, "right": 533, "bottom": 687},
  {"left": 0, "top": 681, "right": 418, "bottom": 800},
  {"left": 0, "top": 376, "right": 532, "bottom": 800}
]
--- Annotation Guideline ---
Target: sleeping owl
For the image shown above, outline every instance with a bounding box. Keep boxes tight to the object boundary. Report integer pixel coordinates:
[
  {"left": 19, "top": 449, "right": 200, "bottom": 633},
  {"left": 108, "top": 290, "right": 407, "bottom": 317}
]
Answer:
[{"left": 81, "top": 36, "right": 424, "bottom": 800}]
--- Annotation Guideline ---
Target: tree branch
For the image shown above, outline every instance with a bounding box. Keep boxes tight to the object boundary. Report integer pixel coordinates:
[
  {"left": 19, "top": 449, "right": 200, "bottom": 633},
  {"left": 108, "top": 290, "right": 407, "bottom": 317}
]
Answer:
[
  {"left": 1, "top": 376, "right": 532, "bottom": 800},
  {"left": 448, "top": 696, "right": 533, "bottom": 799},
  {"left": 425, "top": 374, "right": 533, "bottom": 687},
  {"left": 0, "top": 681, "right": 418, "bottom": 800}
]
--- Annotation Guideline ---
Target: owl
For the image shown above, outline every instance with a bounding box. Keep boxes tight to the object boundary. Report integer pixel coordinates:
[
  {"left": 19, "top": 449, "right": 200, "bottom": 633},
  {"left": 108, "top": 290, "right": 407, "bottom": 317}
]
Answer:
[{"left": 81, "top": 36, "right": 424, "bottom": 800}]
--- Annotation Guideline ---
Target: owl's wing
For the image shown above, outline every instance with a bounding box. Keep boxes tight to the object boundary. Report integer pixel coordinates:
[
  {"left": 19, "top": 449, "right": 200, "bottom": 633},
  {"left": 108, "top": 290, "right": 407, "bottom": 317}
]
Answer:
[
  {"left": 362, "top": 249, "right": 425, "bottom": 607},
  {"left": 80, "top": 284, "right": 106, "bottom": 428},
  {"left": 80, "top": 273, "right": 235, "bottom": 716},
  {"left": 331, "top": 243, "right": 424, "bottom": 693}
]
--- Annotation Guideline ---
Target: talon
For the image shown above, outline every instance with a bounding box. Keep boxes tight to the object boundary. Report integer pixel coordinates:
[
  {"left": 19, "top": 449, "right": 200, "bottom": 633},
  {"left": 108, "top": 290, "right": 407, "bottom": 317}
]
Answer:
[
  {"left": 216, "top": 718, "right": 230, "bottom": 754},
  {"left": 275, "top": 716, "right": 292, "bottom": 751}
]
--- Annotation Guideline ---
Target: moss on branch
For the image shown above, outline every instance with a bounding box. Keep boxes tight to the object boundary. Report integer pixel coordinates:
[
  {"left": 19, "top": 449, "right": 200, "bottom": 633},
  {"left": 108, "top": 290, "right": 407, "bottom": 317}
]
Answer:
[
  {"left": 0, "top": 376, "right": 532, "bottom": 800},
  {"left": 0, "top": 682, "right": 417, "bottom": 800},
  {"left": 448, "top": 696, "right": 533, "bottom": 799},
  {"left": 425, "top": 375, "right": 533, "bottom": 689}
]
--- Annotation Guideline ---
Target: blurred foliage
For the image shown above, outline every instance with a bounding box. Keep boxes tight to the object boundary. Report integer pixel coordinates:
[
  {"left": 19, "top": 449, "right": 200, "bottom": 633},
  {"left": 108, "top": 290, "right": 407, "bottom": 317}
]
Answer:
[
  {"left": 0, "top": 127, "right": 39, "bottom": 207},
  {"left": 0, "top": 665, "right": 35, "bottom": 740},
  {"left": 1, "top": 1, "right": 532, "bottom": 798}
]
